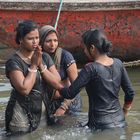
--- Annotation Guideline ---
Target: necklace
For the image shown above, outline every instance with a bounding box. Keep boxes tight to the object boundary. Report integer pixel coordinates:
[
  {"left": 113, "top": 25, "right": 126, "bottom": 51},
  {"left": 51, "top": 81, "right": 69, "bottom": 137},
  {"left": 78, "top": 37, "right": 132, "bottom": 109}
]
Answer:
[{"left": 16, "top": 50, "right": 31, "bottom": 64}]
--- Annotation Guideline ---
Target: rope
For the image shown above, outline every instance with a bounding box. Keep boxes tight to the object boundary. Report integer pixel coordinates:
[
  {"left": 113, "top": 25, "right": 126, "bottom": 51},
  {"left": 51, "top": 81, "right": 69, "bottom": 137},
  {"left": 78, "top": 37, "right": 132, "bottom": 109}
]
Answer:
[
  {"left": 54, "top": 0, "right": 63, "bottom": 30},
  {"left": 123, "top": 59, "right": 140, "bottom": 67}
]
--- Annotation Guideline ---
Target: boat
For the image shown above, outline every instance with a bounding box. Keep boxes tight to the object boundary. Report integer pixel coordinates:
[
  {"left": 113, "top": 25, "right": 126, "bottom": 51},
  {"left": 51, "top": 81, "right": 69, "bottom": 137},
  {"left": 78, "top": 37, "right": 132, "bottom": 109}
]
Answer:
[{"left": 0, "top": 0, "right": 140, "bottom": 65}]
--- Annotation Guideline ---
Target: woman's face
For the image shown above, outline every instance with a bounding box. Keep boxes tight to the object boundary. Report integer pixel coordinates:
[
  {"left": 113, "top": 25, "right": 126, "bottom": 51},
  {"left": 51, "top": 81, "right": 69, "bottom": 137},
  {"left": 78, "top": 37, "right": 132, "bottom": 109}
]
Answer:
[
  {"left": 43, "top": 32, "right": 58, "bottom": 54},
  {"left": 21, "top": 29, "right": 39, "bottom": 51}
]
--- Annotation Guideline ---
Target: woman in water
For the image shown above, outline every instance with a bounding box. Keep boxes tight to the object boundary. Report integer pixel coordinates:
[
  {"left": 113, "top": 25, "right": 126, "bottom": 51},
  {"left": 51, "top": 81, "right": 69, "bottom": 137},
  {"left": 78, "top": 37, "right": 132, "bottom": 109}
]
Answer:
[
  {"left": 39, "top": 25, "right": 82, "bottom": 116},
  {"left": 59, "top": 28, "right": 135, "bottom": 130},
  {"left": 5, "top": 20, "right": 62, "bottom": 134}
]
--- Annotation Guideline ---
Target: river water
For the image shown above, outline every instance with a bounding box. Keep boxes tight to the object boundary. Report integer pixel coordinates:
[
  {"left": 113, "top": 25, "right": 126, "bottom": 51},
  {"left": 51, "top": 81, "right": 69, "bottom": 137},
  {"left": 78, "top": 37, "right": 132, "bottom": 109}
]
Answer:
[{"left": 0, "top": 64, "right": 139, "bottom": 140}]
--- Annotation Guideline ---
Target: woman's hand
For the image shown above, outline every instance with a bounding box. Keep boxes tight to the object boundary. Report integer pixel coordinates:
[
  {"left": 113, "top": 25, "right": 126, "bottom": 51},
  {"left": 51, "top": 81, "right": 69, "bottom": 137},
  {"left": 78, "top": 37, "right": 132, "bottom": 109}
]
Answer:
[
  {"left": 54, "top": 107, "right": 66, "bottom": 116},
  {"left": 53, "top": 90, "right": 62, "bottom": 99},
  {"left": 31, "top": 45, "right": 42, "bottom": 67},
  {"left": 123, "top": 101, "right": 132, "bottom": 117}
]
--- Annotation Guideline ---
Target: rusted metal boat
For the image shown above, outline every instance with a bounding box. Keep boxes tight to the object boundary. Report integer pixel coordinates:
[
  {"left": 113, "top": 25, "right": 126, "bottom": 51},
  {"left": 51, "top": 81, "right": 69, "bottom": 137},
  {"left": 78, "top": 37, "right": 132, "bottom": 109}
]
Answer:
[{"left": 0, "top": 0, "right": 140, "bottom": 64}]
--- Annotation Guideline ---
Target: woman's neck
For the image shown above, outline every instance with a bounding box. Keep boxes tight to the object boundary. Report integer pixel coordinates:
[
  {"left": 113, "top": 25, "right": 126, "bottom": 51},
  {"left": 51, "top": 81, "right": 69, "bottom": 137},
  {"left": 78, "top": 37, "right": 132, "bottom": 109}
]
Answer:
[
  {"left": 18, "top": 48, "right": 33, "bottom": 59},
  {"left": 16, "top": 49, "right": 33, "bottom": 64},
  {"left": 95, "top": 54, "right": 113, "bottom": 66}
]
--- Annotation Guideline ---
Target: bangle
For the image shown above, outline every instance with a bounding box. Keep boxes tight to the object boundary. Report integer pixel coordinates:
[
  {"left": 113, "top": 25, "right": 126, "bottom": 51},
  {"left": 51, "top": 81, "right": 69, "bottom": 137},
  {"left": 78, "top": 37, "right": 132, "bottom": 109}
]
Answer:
[
  {"left": 123, "top": 106, "right": 131, "bottom": 111},
  {"left": 28, "top": 67, "right": 37, "bottom": 73},
  {"left": 40, "top": 65, "right": 47, "bottom": 73},
  {"left": 123, "top": 101, "right": 132, "bottom": 111},
  {"left": 60, "top": 106, "right": 66, "bottom": 111},
  {"left": 61, "top": 102, "right": 68, "bottom": 110}
]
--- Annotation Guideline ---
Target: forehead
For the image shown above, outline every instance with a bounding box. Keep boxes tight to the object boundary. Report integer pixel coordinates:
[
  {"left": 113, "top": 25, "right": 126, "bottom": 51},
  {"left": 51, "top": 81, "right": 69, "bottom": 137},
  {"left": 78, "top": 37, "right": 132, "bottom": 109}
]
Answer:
[
  {"left": 25, "top": 29, "right": 39, "bottom": 37},
  {"left": 45, "top": 32, "right": 58, "bottom": 39}
]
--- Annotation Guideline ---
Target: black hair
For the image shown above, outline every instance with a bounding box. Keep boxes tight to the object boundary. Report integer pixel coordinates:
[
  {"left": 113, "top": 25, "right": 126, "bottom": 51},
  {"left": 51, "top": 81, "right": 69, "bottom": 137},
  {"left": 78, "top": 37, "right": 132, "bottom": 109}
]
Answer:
[
  {"left": 82, "top": 28, "right": 112, "bottom": 54},
  {"left": 15, "top": 20, "right": 38, "bottom": 44}
]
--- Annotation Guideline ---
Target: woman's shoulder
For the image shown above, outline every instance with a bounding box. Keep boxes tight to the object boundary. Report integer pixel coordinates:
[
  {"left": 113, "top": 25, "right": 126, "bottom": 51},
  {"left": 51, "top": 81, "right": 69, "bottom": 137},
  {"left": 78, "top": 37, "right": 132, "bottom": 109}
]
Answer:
[
  {"left": 113, "top": 58, "right": 123, "bottom": 66},
  {"left": 6, "top": 53, "right": 20, "bottom": 65},
  {"left": 61, "top": 48, "right": 75, "bottom": 67},
  {"left": 42, "top": 52, "right": 54, "bottom": 67},
  {"left": 61, "top": 48, "right": 73, "bottom": 58},
  {"left": 42, "top": 52, "right": 53, "bottom": 61},
  {"left": 84, "top": 62, "right": 96, "bottom": 72},
  {"left": 42, "top": 52, "right": 51, "bottom": 58}
]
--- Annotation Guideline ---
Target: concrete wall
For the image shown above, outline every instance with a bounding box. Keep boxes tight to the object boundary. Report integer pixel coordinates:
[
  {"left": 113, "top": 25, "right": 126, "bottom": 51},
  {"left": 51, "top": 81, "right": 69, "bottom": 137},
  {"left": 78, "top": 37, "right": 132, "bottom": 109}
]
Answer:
[{"left": 0, "top": 0, "right": 140, "bottom": 63}]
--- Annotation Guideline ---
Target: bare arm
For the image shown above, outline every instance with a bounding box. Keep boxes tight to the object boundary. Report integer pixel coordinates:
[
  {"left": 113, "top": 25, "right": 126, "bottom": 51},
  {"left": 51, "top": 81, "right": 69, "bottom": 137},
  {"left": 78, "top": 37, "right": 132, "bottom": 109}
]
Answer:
[
  {"left": 67, "top": 62, "right": 78, "bottom": 82},
  {"left": 8, "top": 46, "right": 42, "bottom": 96},
  {"left": 54, "top": 63, "right": 78, "bottom": 116},
  {"left": 9, "top": 65, "right": 37, "bottom": 96},
  {"left": 39, "top": 63, "right": 63, "bottom": 89}
]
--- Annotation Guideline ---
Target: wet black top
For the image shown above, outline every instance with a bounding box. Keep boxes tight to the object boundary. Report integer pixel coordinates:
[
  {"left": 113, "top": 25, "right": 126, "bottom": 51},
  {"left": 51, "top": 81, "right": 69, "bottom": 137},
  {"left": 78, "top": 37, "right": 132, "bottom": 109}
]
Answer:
[
  {"left": 5, "top": 52, "right": 54, "bottom": 131},
  {"left": 6, "top": 52, "right": 54, "bottom": 91},
  {"left": 60, "top": 58, "right": 135, "bottom": 129}
]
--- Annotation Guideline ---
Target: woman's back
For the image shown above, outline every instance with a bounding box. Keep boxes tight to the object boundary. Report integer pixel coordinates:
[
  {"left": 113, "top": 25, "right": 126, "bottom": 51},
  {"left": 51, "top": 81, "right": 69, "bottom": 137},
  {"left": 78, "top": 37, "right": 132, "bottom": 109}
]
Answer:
[{"left": 86, "top": 58, "right": 123, "bottom": 113}]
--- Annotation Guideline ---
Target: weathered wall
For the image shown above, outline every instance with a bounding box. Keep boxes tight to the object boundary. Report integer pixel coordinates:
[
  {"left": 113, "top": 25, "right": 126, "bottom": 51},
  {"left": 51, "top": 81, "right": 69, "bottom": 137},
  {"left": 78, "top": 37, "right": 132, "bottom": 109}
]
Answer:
[{"left": 0, "top": 1, "right": 140, "bottom": 63}]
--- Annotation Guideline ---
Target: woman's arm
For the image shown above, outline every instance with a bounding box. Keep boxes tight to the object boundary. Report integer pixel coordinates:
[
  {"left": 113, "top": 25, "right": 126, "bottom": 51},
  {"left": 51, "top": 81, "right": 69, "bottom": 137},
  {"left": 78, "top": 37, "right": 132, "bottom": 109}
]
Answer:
[
  {"left": 9, "top": 65, "right": 37, "bottom": 96},
  {"left": 39, "top": 63, "right": 63, "bottom": 89},
  {"left": 8, "top": 48, "right": 42, "bottom": 96},
  {"left": 60, "top": 66, "right": 90, "bottom": 99},
  {"left": 54, "top": 62, "right": 78, "bottom": 116},
  {"left": 121, "top": 66, "right": 135, "bottom": 116},
  {"left": 67, "top": 62, "right": 78, "bottom": 82}
]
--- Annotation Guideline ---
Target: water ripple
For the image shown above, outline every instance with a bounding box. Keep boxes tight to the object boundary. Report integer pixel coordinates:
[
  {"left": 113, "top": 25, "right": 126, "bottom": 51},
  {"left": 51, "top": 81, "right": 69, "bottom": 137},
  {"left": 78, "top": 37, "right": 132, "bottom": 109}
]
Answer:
[{"left": 0, "top": 83, "right": 12, "bottom": 92}]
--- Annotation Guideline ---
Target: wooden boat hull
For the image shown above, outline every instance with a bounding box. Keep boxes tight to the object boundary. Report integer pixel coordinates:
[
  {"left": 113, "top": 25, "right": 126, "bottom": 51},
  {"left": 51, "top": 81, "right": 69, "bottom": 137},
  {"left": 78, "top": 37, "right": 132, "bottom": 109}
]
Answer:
[{"left": 0, "top": 1, "right": 140, "bottom": 64}]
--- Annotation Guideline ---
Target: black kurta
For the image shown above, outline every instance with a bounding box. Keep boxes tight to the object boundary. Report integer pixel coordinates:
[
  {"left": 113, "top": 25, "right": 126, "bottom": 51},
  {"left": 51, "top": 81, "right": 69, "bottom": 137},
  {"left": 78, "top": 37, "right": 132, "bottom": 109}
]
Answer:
[{"left": 60, "top": 58, "right": 135, "bottom": 130}]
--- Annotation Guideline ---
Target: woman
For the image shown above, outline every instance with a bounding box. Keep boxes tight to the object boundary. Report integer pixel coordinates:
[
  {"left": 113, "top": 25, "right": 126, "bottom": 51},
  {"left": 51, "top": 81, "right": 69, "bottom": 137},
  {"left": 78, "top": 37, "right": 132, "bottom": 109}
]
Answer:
[
  {"left": 59, "top": 28, "right": 135, "bottom": 130},
  {"left": 5, "top": 20, "right": 62, "bottom": 134},
  {"left": 39, "top": 25, "right": 82, "bottom": 116}
]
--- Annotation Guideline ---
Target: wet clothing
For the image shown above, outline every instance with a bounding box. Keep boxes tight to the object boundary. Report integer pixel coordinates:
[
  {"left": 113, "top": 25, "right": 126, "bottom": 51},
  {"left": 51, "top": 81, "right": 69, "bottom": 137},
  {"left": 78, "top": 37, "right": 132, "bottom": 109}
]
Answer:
[
  {"left": 5, "top": 52, "right": 54, "bottom": 133},
  {"left": 60, "top": 58, "right": 135, "bottom": 130},
  {"left": 50, "top": 48, "right": 82, "bottom": 115}
]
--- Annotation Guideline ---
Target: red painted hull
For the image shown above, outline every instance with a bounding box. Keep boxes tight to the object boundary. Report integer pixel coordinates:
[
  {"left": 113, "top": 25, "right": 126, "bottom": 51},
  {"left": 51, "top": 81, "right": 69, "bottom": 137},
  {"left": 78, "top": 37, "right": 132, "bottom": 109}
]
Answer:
[{"left": 0, "top": 1, "right": 140, "bottom": 63}]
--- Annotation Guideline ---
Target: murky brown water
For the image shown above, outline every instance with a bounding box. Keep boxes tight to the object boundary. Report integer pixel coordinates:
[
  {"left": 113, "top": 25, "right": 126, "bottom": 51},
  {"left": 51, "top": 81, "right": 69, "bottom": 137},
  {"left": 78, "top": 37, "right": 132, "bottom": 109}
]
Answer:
[{"left": 0, "top": 64, "right": 140, "bottom": 140}]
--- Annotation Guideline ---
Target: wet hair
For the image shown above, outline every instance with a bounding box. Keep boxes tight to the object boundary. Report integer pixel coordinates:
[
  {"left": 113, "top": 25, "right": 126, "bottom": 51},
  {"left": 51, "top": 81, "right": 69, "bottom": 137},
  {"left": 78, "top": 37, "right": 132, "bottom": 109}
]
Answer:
[
  {"left": 82, "top": 28, "right": 112, "bottom": 54},
  {"left": 15, "top": 20, "right": 38, "bottom": 44}
]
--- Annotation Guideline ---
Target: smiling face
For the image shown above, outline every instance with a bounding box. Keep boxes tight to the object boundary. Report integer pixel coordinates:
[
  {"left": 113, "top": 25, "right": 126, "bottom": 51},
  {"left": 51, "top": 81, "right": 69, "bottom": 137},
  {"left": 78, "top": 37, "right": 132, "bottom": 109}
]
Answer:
[
  {"left": 43, "top": 32, "right": 58, "bottom": 54},
  {"left": 21, "top": 29, "right": 39, "bottom": 51}
]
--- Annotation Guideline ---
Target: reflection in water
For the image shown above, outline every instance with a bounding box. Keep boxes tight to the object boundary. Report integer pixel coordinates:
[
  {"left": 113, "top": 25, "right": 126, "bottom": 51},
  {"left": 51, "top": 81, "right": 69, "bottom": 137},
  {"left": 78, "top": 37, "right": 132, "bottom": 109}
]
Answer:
[{"left": 0, "top": 67, "right": 139, "bottom": 140}]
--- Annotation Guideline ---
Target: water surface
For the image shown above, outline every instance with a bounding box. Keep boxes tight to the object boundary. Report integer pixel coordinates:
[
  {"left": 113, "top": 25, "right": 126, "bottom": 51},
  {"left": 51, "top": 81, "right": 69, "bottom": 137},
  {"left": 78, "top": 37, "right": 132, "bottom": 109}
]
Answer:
[{"left": 0, "top": 66, "right": 139, "bottom": 140}]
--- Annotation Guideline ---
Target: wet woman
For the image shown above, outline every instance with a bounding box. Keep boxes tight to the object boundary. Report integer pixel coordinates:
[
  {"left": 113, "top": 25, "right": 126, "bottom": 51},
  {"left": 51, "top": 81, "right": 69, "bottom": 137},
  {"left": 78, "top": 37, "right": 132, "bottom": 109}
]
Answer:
[
  {"left": 5, "top": 20, "right": 62, "bottom": 135},
  {"left": 39, "top": 25, "right": 82, "bottom": 116},
  {"left": 59, "top": 28, "right": 135, "bottom": 130}
]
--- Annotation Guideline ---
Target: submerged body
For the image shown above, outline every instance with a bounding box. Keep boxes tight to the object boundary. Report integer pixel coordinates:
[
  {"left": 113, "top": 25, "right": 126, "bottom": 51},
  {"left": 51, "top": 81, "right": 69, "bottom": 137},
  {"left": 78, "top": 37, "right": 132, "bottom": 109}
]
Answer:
[
  {"left": 5, "top": 52, "right": 54, "bottom": 133},
  {"left": 5, "top": 20, "right": 62, "bottom": 134},
  {"left": 59, "top": 29, "right": 135, "bottom": 130},
  {"left": 39, "top": 25, "right": 82, "bottom": 116},
  {"left": 61, "top": 58, "right": 134, "bottom": 129}
]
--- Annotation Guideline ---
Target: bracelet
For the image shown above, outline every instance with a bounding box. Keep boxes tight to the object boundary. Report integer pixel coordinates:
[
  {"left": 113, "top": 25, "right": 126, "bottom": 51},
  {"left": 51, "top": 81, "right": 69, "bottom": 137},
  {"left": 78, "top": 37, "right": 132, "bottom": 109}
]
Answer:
[
  {"left": 123, "top": 101, "right": 132, "bottom": 111},
  {"left": 61, "top": 102, "right": 68, "bottom": 110},
  {"left": 123, "top": 106, "right": 131, "bottom": 111},
  {"left": 60, "top": 106, "right": 66, "bottom": 111},
  {"left": 28, "top": 67, "right": 37, "bottom": 73},
  {"left": 40, "top": 65, "right": 47, "bottom": 73}
]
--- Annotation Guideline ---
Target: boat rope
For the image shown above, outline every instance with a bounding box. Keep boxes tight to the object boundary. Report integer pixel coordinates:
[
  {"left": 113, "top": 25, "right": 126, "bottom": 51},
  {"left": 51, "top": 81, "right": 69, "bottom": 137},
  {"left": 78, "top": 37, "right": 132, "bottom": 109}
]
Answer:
[
  {"left": 54, "top": 0, "right": 63, "bottom": 30},
  {"left": 123, "top": 59, "right": 140, "bottom": 67}
]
